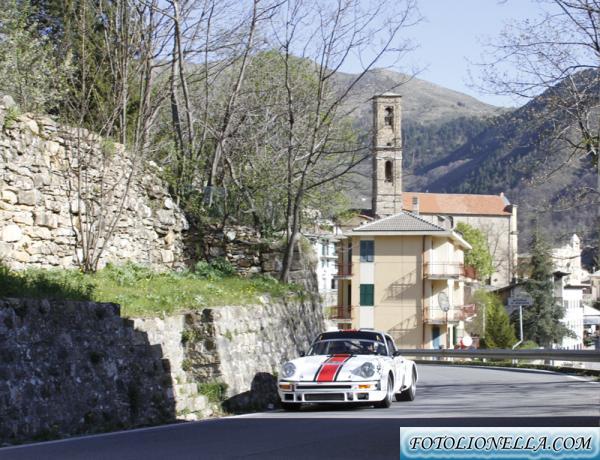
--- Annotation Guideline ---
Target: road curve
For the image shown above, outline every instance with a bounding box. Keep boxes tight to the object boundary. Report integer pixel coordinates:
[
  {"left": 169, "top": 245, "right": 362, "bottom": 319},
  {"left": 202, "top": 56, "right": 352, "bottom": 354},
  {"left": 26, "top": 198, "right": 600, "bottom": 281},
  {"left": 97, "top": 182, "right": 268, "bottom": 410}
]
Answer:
[{"left": 2, "top": 365, "right": 598, "bottom": 460}]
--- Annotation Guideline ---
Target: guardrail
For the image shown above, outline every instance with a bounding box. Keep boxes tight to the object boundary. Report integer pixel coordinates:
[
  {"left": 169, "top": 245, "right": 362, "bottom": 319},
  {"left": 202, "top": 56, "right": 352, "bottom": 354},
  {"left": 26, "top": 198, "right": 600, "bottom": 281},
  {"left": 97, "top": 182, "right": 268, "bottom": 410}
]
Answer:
[{"left": 395, "top": 349, "right": 600, "bottom": 362}]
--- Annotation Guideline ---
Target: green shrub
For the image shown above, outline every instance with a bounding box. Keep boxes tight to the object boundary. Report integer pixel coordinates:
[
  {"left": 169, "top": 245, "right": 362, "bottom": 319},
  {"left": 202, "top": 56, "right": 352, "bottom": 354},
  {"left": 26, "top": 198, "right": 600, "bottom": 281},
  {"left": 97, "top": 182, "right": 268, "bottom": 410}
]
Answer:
[
  {"left": 194, "top": 257, "right": 236, "bottom": 280},
  {"left": 181, "top": 329, "right": 201, "bottom": 344},
  {"left": 101, "top": 262, "right": 154, "bottom": 287},
  {"left": 198, "top": 381, "right": 228, "bottom": 404},
  {"left": 518, "top": 340, "right": 539, "bottom": 349},
  {"left": 3, "top": 106, "right": 21, "bottom": 130}
]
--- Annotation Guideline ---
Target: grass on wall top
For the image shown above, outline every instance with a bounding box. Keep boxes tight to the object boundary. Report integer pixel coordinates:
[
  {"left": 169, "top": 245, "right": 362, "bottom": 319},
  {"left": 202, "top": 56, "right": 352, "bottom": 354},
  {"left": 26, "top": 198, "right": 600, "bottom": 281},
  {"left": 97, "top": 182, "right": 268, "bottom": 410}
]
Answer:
[{"left": 0, "top": 261, "right": 303, "bottom": 317}]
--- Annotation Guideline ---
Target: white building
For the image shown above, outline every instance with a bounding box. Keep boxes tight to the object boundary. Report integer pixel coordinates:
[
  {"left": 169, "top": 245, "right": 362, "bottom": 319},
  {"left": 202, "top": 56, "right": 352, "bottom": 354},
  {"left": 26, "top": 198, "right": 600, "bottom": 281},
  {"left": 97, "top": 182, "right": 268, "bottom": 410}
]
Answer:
[
  {"left": 306, "top": 221, "right": 343, "bottom": 312},
  {"left": 552, "top": 234, "right": 589, "bottom": 286},
  {"left": 554, "top": 270, "right": 585, "bottom": 349}
]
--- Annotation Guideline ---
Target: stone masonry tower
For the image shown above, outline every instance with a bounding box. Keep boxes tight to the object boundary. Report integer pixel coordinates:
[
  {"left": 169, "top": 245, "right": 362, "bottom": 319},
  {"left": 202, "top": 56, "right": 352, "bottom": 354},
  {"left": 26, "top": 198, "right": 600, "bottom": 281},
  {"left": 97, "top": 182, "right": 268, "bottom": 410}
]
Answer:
[{"left": 372, "top": 93, "right": 402, "bottom": 218}]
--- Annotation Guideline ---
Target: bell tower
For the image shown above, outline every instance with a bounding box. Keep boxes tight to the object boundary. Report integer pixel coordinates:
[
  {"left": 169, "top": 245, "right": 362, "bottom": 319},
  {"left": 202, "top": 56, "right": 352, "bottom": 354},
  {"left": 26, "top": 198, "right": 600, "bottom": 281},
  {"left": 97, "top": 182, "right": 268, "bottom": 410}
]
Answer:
[{"left": 372, "top": 93, "right": 402, "bottom": 218}]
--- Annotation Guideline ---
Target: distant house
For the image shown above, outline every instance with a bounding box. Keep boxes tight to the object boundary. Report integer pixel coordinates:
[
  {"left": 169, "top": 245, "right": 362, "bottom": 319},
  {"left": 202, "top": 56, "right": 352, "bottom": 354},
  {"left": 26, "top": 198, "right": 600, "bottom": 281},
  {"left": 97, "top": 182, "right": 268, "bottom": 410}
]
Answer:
[
  {"left": 336, "top": 211, "right": 472, "bottom": 348},
  {"left": 402, "top": 192, "right": 518, "bottom": 287},
  {"left": 495, "top": 270, "right": 586, "bottom": 349},
  {"left": 304, "top": 219, "right": 343, "bottom": 315}
]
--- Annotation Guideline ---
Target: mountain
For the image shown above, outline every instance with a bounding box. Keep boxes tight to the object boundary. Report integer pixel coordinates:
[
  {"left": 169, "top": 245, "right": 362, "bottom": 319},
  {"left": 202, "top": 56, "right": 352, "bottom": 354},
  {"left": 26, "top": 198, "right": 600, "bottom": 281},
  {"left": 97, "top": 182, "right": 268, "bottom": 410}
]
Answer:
[
  {"left": 332, "top": 68, "right": 506, "bottom": 205},
  {"left": 336, "top": 68, "right": 505, "bottom": 125},
  {"left": 407, "top": 71, "right": 599, "bottom": 249},
  {"left": 336, "top": 68, "right": 598, "bottom": 252}
]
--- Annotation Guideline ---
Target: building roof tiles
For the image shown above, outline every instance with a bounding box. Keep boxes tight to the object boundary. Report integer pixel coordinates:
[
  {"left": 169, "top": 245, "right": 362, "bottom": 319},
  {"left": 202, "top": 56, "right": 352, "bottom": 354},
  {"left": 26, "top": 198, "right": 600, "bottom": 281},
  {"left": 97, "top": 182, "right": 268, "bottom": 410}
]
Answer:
[
  {"left": 352, "top": 211, "right": 446, "bottom": 232},
  {"left": 402, "top": 192, "right": 512, "bottom": 216}
]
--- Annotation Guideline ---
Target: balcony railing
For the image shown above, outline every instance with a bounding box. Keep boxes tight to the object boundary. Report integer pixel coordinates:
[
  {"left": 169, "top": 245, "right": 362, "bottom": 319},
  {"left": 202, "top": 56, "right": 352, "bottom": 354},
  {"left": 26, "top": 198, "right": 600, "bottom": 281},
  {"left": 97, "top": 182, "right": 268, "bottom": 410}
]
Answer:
[
  {"left": 326, "top": 306, "right": 353, "bottom": 321},
  {"left": 423, "top": 262, "right": 464, "bottom": 279},
  {"left": 334, "top": 262, "right": 353, "bottom": 278},
  {"left": 423, "top": 304, "right": 477, "bottom": 323}
]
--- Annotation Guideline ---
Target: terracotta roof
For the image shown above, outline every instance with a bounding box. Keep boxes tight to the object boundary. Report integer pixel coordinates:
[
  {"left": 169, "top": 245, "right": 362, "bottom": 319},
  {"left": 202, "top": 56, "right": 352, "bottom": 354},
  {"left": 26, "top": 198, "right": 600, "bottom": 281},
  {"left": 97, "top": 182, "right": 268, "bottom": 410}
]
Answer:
[
  {"left": 352, "top": 211, "right": 446, "bottom": 233},
  {"left": 402, "top": 192, "right": 512, "bottom": 216}
]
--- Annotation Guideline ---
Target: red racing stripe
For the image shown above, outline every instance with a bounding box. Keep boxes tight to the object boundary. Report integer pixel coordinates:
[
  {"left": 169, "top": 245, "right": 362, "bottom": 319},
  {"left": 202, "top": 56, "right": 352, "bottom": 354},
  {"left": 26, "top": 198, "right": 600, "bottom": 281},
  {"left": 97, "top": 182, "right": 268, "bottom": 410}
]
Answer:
[{"left": 315, "top": 354, "right": 352, "bottom": 382}]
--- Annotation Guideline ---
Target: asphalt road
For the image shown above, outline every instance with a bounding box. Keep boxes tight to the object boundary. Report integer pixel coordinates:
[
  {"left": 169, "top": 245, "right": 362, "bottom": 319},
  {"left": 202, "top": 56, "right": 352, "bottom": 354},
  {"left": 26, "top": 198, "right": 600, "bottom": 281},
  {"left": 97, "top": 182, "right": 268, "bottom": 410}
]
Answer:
[{"left": 2, "top": 365, "right": 598, "bottom": 460}]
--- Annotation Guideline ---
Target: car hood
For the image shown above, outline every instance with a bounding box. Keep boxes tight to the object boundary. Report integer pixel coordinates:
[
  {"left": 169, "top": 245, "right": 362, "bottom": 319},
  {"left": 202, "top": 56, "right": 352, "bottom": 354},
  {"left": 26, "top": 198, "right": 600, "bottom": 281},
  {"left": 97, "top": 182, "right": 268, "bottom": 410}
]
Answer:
[{"left": 283, "top": 354, "right": 386, "bottom": 382}]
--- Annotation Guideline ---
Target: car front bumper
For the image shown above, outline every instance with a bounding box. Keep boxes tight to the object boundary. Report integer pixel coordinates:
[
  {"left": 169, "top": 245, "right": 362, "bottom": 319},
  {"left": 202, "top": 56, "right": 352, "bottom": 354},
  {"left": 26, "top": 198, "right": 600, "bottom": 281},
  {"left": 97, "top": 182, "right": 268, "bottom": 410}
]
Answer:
[{"left": 278, "top": 380, "right": 386, "bottom": 403}]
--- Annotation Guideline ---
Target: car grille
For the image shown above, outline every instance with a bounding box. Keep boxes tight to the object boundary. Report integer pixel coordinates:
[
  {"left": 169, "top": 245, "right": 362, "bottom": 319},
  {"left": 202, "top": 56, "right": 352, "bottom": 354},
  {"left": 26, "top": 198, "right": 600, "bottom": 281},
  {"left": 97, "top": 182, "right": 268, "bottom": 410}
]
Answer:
[
  {"left": 296, "top": 384, "right": 351, "bottom": 390},
  {"left": 304, "top": 393, "right": 345, "bottom": 401}
]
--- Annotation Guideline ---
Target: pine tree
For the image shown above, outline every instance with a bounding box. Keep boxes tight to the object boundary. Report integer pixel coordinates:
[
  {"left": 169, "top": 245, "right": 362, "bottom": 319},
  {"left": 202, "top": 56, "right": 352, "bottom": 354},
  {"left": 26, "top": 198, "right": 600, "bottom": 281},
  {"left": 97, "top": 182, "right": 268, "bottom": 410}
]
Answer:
[
  {"left": 522, "top": 231, "right": 573, "bottom": 347},
  {"left": 476, "top": 290, "right": 517, "bottom": 349}
]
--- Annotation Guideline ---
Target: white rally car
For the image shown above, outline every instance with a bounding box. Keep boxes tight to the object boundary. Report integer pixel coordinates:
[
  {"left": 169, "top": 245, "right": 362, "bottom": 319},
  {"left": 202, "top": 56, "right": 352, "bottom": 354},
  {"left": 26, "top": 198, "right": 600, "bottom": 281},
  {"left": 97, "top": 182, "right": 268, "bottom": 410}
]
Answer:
[{"left": 278, "top": 329, "right": 417, "bottom": 410}]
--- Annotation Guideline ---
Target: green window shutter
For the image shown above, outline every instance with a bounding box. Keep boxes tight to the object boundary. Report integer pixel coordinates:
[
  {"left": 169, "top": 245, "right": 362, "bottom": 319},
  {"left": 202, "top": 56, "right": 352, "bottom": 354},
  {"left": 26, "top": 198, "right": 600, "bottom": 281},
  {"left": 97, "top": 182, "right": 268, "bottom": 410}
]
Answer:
[
  {"left": 360, "top": 284, "right": 374, "bottom": 306},
  {"left": 360, "top": 240, "right": 374, "bottom": 262}
]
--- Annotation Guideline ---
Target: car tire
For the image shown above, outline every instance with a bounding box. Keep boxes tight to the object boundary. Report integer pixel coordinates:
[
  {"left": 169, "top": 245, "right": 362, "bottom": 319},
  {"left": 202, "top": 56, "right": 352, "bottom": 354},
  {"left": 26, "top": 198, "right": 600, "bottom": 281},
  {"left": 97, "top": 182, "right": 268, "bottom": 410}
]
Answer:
[
  {"left": 281, "top": 402, "right": 302, "bottom": 411},
  {"left": 375, "top": 374, "right": 394, "bottom": 408},
  {"left": 396, "top": 369, "right": 416, "bottom": 402}
]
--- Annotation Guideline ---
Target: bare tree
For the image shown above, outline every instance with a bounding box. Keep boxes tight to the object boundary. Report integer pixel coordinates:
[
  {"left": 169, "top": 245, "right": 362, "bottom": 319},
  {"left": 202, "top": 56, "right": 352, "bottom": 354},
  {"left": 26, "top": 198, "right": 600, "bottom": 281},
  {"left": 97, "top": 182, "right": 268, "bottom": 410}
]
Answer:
[
  {"left": 61, "top": 0, "right": 172, "bottom": 271},
  {"left": 477, "top": 0, "right": 599, "bottom": 201},
  {"left": 267, "top": 0, "right": 419, "bottom": 282}
]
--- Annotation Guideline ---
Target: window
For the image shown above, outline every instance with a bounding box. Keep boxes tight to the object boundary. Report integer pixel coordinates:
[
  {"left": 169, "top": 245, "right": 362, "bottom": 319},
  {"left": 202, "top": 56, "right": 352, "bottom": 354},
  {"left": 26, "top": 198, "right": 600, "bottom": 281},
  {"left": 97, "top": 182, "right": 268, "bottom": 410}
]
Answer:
[
  {"left": 321, "top": 242, "right": 328, "bottom": 256},
  {"left": 360, "top": 284, "right": 374, "bottom": 306},
  {"left": 384, "top": 160, "right": 393, "bottom": 183},
  {"left": 360, "top": 240, "right": 374, "bottom": 262},
  {"left": 331, "top": 278, "right": 337, "bottom": 290},
  {"left": 384, "top": 106, "right": 394, "bottom": 126}
]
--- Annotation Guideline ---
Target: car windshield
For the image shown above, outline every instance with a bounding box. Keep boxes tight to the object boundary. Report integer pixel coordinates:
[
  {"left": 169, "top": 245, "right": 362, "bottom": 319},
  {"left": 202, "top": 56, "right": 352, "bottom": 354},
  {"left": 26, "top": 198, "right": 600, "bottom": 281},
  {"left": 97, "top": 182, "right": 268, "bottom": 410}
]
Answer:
[{"left": 308, "top": 339, "right": 387, "bottom": 356}]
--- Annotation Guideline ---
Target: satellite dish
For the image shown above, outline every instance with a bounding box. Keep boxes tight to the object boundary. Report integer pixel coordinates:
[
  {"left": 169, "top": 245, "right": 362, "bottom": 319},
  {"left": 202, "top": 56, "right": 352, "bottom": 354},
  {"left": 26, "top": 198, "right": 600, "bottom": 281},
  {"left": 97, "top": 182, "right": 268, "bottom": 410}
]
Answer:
[
  {"left": 462, "top": 335, "right": 473, "bottom": 347},
  {"left": 438, "top": 292, "right": 450, "bottom": 312}
]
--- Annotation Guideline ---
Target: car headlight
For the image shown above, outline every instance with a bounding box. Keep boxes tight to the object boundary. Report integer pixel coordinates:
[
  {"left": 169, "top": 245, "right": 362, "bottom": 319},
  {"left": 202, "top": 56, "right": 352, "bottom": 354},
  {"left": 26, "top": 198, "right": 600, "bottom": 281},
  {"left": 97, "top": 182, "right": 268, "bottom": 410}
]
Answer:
[
  {"left": 359, "top": 362, "right": 376, "bottom": 378},
  {"left": 282, "top": 362, "right": 296, "bottom": 378}
]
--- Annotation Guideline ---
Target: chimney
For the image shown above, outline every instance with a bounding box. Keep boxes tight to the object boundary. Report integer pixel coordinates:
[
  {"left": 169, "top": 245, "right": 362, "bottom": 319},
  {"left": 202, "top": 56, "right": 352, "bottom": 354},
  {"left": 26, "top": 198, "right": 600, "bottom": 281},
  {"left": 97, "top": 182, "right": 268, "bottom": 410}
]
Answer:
[{"left": 412, "top": 196, "right": 419, "bottom": 215}]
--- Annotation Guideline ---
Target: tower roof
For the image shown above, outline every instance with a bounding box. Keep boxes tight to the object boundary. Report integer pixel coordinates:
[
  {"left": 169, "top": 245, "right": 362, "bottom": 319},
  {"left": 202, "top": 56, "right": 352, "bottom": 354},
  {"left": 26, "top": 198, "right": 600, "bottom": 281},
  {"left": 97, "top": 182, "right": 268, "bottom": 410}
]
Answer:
[{"left": 373, "top": 92, "right": 402, "bottom": 98}]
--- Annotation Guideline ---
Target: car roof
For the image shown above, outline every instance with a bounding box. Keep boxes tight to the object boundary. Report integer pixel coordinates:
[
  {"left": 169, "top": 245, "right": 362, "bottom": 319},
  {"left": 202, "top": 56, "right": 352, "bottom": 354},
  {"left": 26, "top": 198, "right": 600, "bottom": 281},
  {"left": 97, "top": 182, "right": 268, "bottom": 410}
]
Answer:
[{"left": 315, "top": 330, "right": 386, "bottom": 342}]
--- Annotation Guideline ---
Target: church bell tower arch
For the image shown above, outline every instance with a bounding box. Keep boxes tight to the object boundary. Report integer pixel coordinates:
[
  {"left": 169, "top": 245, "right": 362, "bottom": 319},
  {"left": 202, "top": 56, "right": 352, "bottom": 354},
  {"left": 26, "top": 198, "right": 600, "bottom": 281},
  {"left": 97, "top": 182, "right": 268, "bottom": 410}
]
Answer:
[{"left": 372, "top": 93, "right": 402, "bottom": 217}]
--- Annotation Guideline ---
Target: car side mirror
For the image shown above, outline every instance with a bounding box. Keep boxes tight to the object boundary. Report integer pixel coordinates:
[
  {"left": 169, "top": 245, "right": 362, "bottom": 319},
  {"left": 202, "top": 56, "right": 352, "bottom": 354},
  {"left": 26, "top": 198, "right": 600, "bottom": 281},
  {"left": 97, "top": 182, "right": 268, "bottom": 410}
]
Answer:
[
  {"left": 299, "top": 351, "right": 306, "bottom": 357},
  {"left": 393, "top": 350, "right": 403, "bottom": 357}
]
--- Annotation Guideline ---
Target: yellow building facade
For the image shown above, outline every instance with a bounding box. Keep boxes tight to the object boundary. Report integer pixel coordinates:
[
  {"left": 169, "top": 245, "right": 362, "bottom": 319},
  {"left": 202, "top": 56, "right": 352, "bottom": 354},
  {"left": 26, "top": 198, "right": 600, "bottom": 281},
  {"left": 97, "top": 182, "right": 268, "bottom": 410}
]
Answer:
[{"left": 335, "top": 212, "right": 472, "bottom": 349}]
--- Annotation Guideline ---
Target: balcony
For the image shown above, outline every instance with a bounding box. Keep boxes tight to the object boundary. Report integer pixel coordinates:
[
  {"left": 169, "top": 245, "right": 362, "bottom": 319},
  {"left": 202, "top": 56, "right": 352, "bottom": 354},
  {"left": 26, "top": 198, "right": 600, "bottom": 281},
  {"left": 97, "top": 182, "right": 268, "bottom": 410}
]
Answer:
[
  {"left": 326, "top": 306, "right": 353, "bottom": 321},
  {"left": 423, "top": 262, "right": 464, "bottom": 279},
  {"left": 334, "top": 262, "right": 353, "bottom": 279},
  {"left": 423, "top": 304, "right": 477, "bottom": 324}
]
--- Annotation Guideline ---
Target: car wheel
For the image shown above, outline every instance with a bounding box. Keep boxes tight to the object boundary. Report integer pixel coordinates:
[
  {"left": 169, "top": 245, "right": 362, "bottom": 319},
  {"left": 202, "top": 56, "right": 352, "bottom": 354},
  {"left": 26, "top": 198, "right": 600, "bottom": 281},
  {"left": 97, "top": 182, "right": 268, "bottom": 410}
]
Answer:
[
  {"left": 281, "top": 402, "right": 302, "bottom": 411},
  {"left": 375, "top": 374, "right": 393, "bottom": 408},
  {"left": 396, "top": 369, "right": 416, "bottom": 402}
]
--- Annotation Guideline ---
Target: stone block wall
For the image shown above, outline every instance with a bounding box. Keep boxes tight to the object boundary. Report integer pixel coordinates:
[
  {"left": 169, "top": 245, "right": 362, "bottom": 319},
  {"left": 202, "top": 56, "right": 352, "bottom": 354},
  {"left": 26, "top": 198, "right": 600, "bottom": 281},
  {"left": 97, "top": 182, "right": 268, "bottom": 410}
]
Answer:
[
  {"left": 0, "top": 298, "right": 176, "bottom": 445},
  {"left": 0, "top": 295, "right": 324, "bottom": 444},
  {"left": 0, "top": 97, "right": 188, "bottom": 270},
  {"left": 198, "top": 224, "right": 319, "bottom": 291},
  {"left": 135, "top": 295, "right": 324, "bottom": 414}
]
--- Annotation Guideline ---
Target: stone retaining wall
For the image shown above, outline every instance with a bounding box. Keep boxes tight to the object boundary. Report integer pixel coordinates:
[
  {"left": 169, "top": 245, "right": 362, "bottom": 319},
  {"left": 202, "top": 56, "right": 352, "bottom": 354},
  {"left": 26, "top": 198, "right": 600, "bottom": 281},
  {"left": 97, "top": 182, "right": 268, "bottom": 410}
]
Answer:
[
  {"left": 0, "top": 96, "right": 188, "bottom": 270},
  {"left": 0, "top": 298, "right": 176, "bottom": 445},
  {"left": 0, "top": 295, "right": 324, "bottom": 444}
]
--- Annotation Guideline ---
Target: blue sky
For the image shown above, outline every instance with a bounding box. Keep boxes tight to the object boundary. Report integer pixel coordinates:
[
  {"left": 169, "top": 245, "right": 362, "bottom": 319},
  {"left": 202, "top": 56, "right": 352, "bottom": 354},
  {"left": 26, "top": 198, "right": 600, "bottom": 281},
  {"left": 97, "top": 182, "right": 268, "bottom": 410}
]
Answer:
[{"left": 360, "top": 0, "right": 551, "bottom": 108}]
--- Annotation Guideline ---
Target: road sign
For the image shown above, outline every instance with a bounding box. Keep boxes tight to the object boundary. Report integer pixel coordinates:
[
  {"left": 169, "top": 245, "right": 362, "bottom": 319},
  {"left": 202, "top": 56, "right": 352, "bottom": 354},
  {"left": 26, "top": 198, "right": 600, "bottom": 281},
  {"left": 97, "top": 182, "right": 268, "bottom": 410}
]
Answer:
[{"left": 508, "top": 297, "right": 533, "bottom": 307}]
